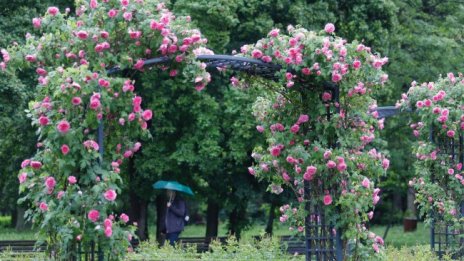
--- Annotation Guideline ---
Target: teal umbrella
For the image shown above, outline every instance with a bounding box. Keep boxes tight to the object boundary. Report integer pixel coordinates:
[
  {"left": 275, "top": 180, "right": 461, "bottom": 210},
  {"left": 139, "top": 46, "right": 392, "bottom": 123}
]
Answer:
[{"left": 153, "top": 180, "right": 194, "bottom": 196}]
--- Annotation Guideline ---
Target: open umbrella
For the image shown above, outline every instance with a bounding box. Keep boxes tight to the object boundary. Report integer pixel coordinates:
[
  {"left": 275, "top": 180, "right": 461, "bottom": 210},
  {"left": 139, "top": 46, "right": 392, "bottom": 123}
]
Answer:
[{"left": 153, "top": 180, "right": 194, "bottom": 196}]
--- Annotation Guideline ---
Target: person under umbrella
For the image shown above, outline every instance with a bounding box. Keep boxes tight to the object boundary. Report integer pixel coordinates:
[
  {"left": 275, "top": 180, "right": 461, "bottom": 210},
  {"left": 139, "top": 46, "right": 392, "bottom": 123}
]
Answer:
[{"left": 160, "top": 189, "right": 189, "bottom": 246}]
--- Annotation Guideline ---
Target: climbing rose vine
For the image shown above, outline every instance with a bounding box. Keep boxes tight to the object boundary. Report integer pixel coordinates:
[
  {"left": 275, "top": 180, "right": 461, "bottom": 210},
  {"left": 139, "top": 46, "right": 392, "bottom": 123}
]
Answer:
[
  {"left": 399, "top": 74, "right": 464, "bottom": 242},
  {"left": 1, "top": 0, "right": 211, "bottom": 259},
  {"left": 242, "top": 24, "right": 389, "bottom": 258}
]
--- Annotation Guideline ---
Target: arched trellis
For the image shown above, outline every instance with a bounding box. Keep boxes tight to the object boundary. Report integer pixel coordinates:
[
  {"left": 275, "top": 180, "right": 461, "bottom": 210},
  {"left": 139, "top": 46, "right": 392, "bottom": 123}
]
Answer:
[{"left": 105, "top": 54, "right": 399, "bottom": 261}]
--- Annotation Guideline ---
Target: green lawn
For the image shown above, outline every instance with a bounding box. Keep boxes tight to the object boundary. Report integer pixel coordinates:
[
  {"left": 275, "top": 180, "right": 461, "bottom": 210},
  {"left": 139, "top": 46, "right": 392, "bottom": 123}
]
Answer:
[{"left": 371, "top": 222, "right": 429, "bottom": 248}]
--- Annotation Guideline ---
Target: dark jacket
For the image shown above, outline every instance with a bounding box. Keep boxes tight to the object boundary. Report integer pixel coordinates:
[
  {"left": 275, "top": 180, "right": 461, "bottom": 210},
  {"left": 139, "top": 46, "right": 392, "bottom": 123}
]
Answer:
[{"left": 161, "top": 196, "right": 186, "bottom": 233}]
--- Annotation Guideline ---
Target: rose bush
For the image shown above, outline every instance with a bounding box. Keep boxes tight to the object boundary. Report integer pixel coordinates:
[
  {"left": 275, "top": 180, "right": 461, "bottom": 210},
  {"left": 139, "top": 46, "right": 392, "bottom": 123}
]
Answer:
[
  {"left": 0, "top": 0, "right": 212, "bottom": 259},
  {"left": 241, "top": 24, "right": 390, "bottom": 258},
  {"left": 399, "top": 74, "right": 464, "bottom": 244}
]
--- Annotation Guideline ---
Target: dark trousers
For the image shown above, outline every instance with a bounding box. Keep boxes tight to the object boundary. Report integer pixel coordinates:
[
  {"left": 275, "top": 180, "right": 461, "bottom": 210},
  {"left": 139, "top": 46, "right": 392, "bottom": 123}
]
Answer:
[{"left": 166, "top": 232, "right": 180, "bottom": 246}]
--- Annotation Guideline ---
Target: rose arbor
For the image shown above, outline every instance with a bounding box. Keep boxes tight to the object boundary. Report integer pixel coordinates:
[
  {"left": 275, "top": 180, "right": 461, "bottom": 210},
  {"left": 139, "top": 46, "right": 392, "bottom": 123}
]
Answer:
[
  {"left": 1, "top": 0, "right": 211, "bottom": 259},
  {"left": 400, "top": 75, "right": 464, "bottom": 258},
  {"left": 1, "top": 1, "right": 392, "bottom": 260}
]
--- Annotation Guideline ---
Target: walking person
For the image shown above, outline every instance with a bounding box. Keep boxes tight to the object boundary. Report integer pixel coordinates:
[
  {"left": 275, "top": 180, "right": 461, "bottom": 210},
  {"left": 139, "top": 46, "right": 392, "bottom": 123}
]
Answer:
[{"left": 162, "top": 189, "right": 188, "bottom": 246}]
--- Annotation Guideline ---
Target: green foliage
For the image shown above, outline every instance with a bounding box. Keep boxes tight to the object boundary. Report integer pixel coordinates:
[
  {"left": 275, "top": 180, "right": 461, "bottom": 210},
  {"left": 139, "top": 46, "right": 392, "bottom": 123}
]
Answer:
[{"left": 127, "top": 236, "right": 304, "bottom": 260}]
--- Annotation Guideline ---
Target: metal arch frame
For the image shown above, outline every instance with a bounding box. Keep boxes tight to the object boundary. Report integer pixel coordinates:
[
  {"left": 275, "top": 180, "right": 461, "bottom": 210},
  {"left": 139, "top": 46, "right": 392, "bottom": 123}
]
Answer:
[{"left": 102, "top": 54, "right": 403, "bottom": 261}]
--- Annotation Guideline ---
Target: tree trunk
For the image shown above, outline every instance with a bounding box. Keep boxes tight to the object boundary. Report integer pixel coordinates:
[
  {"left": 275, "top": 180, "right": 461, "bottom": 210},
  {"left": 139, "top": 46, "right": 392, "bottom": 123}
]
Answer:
[
  {"left": 14, "top": 207, "right": 30, "bottom": 230},
  {"left": 229, "top": 208, "right": 238, "bottom": 237},
  {"left": 265, "top": 203, "right": 276, "bottom": 235},
  {"left": 128, "top": 192, "right": 149, "bottom": 240},
  {"left": 155, "top": 195, "right": 166, "bottom": 246},
  {"left": 393, "top": 190, "right": 404, "bottom": 212},
  {"left": 205, "top": 199, "right": 219, "bottom": 238},
  {"left": 127, "top": 157, "right": 149, "bottom": 241},
  {"left": 406, "top": 187, "right": 417, "bottom": 218}
]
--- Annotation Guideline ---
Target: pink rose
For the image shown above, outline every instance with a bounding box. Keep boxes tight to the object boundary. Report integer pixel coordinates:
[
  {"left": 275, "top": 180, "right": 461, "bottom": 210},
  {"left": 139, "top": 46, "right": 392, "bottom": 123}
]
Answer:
[
  {"left": 323, "top": 194, "right": 333, "bottom": 205},
  {"left": 121, "top": 0, "right": 129, "bottom": 6},
  {"left": 123, "top": 150, "right": 133, "bottom": 158},
  {"left": 353, "top": 60, "right": 361, "bottom": 69},
  {"left": 128, "top": 113, "right": 136, "bottom": 121},
  {"left": 38, "top": 116, "right": 49, "bottom": 126},
  {"left": 123, "top": 12, "right": 132, "bottom": 21},
  {"left": 18, "top": 173, "right": 27, "bottom": 184},
  {"left": 32, "top": 18, "right": 41, "bottom": 28},
  {"left": 39, "top": 202, "right": 48, "bottom": 211},
  {"left": 133, "top": 96, "right": 142, "bottom": 106},
  {"left": 326, "top": 160, "right": 336, "bottom": 169},
  {"left": 120, "top": 213, "right": 129, "bottom": 223},
  {"left": 104, "top": 218, "right": 113, "bottom": 228},
  {"left": 25, "top": 55, "right": 37, "bottom": 62},
  {"left": 45, "top": 177, "right": 56, "bottom": 189},
  {"left": 372, "top": 243, "right": 379, "bottom": 253},
  {"left": 61, "top": 144, "right": 70, "bottom": 155},
  {"left": 90, "top": 0, "right": 98, "bottom": 9},
  {"left": 108, "top": 9, "right": 118, "bottom": 18},
  {"left": 76, "top": 235, "right": 82, "bottom": 241},
  {"left": 104, "top": 227, "right": 113, "bottom": 237},
  {"left": 56, "top": 120, "right": 71, "bottom": 134},
  {"left": 47, "top": 7, "right": 59, "bottom": 16},
  {"left": 306, "top": 166, "right": 317, "bottom": 175},
  {"left": 133, "top": 142, "right": 142, "bottom": 152},
  {"left": 256, "top": 125, "right": 264, "bottom": 133},
  {"left": 83, "top": 140, "right": 99, "bottom": 151},
  {"left": 361, "top": 178, "right": 370, "bottom": 188},
  {"left": 297, "top": 114, "right": 309, "bottom": 124},
  {"left": 104, "top": 189, "right": 117, "bottom": 201},
  {"left": 88, "top": 209, "right": 100, "bottom": 222},
  {"left": 290, "top": 124, "right": 300, "bottom": 133},
  {"left": 337, "top": 162, "right": 347, "bottom": 172},
  {"left": 89, "top": 99, "right": 101, "bottom": 110},
  {"left": 57, "top": 191, "right": 65, "bottom": 199},
  {"left": 30, "top": 161, "right": 42, "bottom": 169},
  {"left": 68, "top": 176, "right": 77, "bottom": 184},
  {"left": 270, "top": 146, "right": 281, "bottom": 157},
  {"left": 142, "top": 110, "right": 153, "bottom": 121},
  {"left": 100, "top": 31, "right": 109, "bottom": 38},
  {"left": 76, "top": 31, "right": 88, "bottom": 39},
  {"left": 248, "top": 167, "right": 255, "bottom": 176},
  {"left": 382, "top": 159, "right": 390, "bottom": 170},
  {"left": 373, "top": 195, "right": 380, "bottom": 205},
  {"left": 324, "top": 23, "right": 335, "bottom": 33},
  {"left": 21, "top": 159, "right": 31, "bottom": 168},
  {"left": 447, "top": 130, "right": 455, "bottom": 138},
  {"left": 368, "top": 211, "right": 374, "bottom": 220},
  {"left": 71, "top": 97, "right": 82, "bottom": 105},
  {"left": 134, "top": 59, "right": 144, "bottom": 71}
]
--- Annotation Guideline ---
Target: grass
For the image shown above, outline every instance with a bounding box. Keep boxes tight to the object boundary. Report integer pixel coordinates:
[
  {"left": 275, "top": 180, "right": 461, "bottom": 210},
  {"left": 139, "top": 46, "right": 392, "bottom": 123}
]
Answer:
[{"left": 371, "top": 222, "right": 429, "bottom": 248}]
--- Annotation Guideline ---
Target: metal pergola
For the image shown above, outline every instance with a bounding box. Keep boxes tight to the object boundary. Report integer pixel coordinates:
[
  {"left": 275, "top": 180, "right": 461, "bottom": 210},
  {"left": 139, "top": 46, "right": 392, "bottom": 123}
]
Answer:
[{"left": 102, "top": 54, "right": 458, "bottom": 261}]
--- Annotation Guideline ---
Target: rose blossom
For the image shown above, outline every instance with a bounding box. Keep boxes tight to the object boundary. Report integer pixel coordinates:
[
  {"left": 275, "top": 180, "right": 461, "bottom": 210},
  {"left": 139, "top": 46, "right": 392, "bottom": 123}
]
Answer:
[
  {"left": 61, "top": 144, "right": 70, "bottom": 155},
  {"left": 38, "top": 116, "right": 49, "bottom": 126},
  {"left": 32, "top": 18, "right": 41, "bottom": 28},
  {"left": 68, "top": 176, "right": 77, "bottom": 184},
  {"left": 120, "top": 213, "right": 129, "bottom": 223},
  {"left": 324, "top": 23, "right": 335, "bottom": 33},
  {"left": 18, "top": 173, "right": 27, "bottom": 184},
  {"left": 323, "top": 194, "right": 333, "bottom": 205},
  {"left": 30, "top": 161, "right": 42, "bottom": 169},
  {"left": 104, "top": 189, "right": 117, "bottom": 201},
  {"left": 361, "top": 178, "right": 370, "bottom": 188},
  {"left": 142, "top": 110, "right": 153, "bottom": 121},
  {"left": 39, "top": 202, "right": 48, "bottom": 211},
  {"left": 56, "top": 120, "right": 71, "bottom": 134},
  {"left": 88, "top": 209, "right": 100, "bottom": 222},
  {"left": 71, "top": 97, "right": 82, "bottom": 105},
  {"left": 47, "top": 7, "right": 59, "bottom": 16},
  {"left": 45, "top": 177, "right": 56, "bottom": 189}
]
